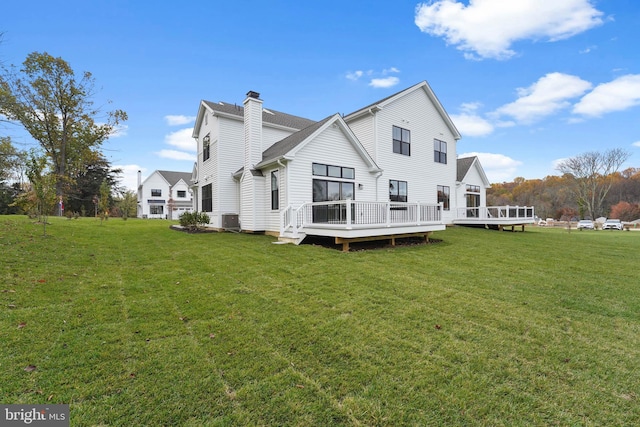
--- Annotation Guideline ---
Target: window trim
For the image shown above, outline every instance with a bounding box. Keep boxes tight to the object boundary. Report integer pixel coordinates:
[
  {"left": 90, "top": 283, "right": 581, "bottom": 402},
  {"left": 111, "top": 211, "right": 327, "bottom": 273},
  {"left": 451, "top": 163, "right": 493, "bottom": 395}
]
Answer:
[{"left": 393, "top": 125, "right": 411, "bottom": 156}]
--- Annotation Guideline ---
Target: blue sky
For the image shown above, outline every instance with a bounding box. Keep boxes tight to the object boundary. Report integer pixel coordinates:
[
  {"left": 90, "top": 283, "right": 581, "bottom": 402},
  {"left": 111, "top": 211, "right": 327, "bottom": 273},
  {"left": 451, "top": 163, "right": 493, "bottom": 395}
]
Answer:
[{"left": 2, "top": 0, "right": 639, "bottom": 190}]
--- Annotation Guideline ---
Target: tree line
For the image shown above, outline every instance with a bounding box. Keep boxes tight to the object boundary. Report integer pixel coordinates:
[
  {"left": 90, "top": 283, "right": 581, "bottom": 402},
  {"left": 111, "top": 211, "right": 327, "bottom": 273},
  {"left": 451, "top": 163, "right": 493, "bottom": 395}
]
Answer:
[{"left": 488, "top": 156, "right": 640, "bottom": 222}]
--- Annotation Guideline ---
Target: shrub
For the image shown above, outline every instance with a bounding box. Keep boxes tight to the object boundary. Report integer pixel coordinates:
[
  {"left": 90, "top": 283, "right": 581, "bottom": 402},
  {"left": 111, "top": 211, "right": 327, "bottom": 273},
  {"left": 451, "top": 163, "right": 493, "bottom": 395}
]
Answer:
[{"left": 179, "top": 211, "right": 210, "bottom": 230}]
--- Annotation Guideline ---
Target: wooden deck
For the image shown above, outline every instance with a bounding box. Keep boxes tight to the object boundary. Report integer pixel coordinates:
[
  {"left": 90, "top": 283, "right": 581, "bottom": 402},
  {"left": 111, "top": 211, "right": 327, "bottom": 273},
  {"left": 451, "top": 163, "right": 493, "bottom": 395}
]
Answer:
[{"left": 453, "top": 206, "right": 535, "bottom": 231}]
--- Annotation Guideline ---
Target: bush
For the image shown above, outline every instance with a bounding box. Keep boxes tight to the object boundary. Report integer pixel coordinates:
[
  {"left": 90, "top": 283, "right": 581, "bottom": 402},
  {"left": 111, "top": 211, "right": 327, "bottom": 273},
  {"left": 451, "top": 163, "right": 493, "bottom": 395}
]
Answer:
[{"left": 179, "top": 211, "right": 210, "bottom": 230}]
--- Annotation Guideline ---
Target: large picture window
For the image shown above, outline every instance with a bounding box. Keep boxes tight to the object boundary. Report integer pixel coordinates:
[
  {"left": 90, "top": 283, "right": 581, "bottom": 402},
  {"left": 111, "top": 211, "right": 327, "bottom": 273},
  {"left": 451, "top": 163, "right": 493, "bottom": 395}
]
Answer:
[
  {"left": 434, "top": 139, "right": 447, "bottom": 164},
  {"left": 150, "top": 205, "right": 164, "bottom": 215},
  {"left": 271, "top": 171, "right": 279, "bottom": 210},
  {"left": 202, "top": 184, "right": 212, "bottom": 212},
  {"left": 437, "top": 185, "right": 450, "bottom": 210},
  {"left": 389, "top": 180, "right": 408, "bottom": 202},
  {"left": 393, "top": 126, "right": 411, "bottom": 156},
  {"left": 312, "top": 180, "right": 355, "bottom": 223}
]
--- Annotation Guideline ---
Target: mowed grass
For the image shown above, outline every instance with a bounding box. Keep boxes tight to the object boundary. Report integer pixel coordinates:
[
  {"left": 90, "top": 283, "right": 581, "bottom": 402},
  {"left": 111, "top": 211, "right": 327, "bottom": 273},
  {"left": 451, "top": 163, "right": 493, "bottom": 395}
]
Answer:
[{"left": 1, "top": 216, "right": 639, "bottom": 426}]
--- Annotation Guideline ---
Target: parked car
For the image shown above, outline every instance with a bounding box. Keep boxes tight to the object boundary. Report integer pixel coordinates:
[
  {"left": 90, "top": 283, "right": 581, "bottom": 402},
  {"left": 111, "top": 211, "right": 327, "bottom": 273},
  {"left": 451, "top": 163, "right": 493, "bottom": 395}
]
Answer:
[
  {"left": 577, "top": 220, "right": 594, "bottom": 230},
  {"left": 602, "top": 219, "right": 623, "bottom": 230}
]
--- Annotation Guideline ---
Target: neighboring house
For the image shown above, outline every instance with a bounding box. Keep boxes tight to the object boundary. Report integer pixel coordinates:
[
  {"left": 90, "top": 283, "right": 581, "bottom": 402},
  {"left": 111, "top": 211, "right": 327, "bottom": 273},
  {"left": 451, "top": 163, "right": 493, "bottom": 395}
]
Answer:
[
  {"left": 137, "top": 170, "right": 193, "bottom": 219},
  {"left": 191, "top": 82, "right": 533, "bottom": 245}
]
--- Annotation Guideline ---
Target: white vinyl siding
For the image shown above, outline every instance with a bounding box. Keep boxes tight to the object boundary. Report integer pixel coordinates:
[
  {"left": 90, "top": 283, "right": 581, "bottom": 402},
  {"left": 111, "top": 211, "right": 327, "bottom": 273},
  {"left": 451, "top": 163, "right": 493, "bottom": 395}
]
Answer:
[
  {"left": 286, "top": 124, "right": 378, "bottom": 208},
  {"left": 365, "top": 87, "right": 458, "bottom": 223}
]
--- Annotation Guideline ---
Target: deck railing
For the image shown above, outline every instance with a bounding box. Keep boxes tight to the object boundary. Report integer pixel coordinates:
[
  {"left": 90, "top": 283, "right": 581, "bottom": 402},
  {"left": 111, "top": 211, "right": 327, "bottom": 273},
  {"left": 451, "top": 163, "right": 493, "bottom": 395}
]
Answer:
[
  {"left": 281, "top": 200, "right": 442, "bottom": 237},
  {"left": 456, "top": 205, "right": 535, "bottom": 220}
]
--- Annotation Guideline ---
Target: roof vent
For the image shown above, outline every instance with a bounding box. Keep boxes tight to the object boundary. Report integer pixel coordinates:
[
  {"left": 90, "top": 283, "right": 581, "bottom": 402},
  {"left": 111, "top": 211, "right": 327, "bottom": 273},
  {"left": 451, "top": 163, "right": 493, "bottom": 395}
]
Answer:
[{"left": 246, "top": 90, "right": 260, "bottom": 99}]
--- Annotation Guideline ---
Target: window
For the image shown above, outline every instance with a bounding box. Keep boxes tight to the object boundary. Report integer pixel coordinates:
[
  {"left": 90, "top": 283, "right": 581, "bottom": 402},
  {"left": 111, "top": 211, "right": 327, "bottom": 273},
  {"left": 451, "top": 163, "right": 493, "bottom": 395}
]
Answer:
[
  {"left": 202, "top": 184, "right": 212, "bottom": 212},
  {"left": 150, "top": 205, "right": 164, "bottom": 215},
  {"left": 434, "top": 139, "right": 447, "bottom": 164},
  {"left": 151, "top": 189, "right": 161, "bottom": 197},
  {"left": 389, "top": 180, "right": 408, "bottom": 202},
  {"left": 203, "top": 134, "right": 211, "bottom": 162},
  {"left": 466, "top": 184, "right": 480, "bottom": 193},
  {"left": 271, "top": 171, "right": 279, "bottom": 210},
  {"left": 312, "top": 179, "right": 355, "bottom": 223},
  {"left": 393, "top": 126, "right": 411, "bottom": 156},
  {"left": 437, "top": 185, "right": 450, "bottom": 210},
  {"left": 312, "top": 163, "right": 354, "bottom": 179},
  {"left": 177, "top": 190, "right": 187, "bottom": 198}
]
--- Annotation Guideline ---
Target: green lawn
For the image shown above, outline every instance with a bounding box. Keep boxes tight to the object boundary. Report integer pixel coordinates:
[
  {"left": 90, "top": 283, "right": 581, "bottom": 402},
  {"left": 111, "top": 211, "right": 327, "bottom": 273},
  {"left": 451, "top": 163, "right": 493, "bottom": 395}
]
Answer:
[{"left": 1, "top": 216, "right": 639, "bottom": 426}]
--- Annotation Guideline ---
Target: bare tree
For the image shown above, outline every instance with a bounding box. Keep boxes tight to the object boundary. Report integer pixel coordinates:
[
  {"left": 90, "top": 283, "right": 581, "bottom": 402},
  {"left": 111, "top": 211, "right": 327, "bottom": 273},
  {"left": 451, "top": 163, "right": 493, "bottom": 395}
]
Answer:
[{"left": 556, "top": 148, "right": 631, "bottom": 219}]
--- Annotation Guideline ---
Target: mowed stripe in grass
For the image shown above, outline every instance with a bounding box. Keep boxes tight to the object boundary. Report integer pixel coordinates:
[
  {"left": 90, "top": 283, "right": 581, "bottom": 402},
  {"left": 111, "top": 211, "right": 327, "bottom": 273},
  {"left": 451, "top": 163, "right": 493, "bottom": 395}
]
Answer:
[{"left": 1, "top": 216, "right": 639, "bottom": 425}]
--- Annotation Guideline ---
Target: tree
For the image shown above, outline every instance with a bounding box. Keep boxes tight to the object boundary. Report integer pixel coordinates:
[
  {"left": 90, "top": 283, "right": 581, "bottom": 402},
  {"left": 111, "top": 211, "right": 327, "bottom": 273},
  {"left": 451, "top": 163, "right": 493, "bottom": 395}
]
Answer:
[
  {"left": 556, "top": 148, "right": 631, "bottom": 220},
  {"left": 117, "top": 190, "right": 138, "bottom": 219},
  {"left": 23, "top": 151, "right": 57, "bottom": 235},
  {"left": 0, "top": 52, "right": 127, "bottom": 211},
  {"left": 609, "top": 201, "right": 640, "bottom": 222},
  {"left": 66, "top": 151, "right": 121, "bottom": 215},
  {"left": 98, "top": 180, "right": 111, "bottom": 223}
]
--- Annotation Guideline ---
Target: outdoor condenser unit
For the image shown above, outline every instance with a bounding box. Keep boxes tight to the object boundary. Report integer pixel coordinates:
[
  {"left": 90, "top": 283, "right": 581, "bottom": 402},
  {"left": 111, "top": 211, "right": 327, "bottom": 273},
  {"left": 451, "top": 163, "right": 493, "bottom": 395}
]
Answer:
[{"left": 221, "top": 214, "right": 240, "bottom": 230}]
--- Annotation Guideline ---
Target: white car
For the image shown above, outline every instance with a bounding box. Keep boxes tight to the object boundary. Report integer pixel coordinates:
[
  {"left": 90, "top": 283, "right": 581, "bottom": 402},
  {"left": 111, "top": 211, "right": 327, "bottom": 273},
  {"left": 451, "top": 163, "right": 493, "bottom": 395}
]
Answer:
[
  {"left": 577, "top": 220, "right": 594, "bottom": 230},
  {"left": 602, "top": 219, "right": 623, "bottom": 230}
]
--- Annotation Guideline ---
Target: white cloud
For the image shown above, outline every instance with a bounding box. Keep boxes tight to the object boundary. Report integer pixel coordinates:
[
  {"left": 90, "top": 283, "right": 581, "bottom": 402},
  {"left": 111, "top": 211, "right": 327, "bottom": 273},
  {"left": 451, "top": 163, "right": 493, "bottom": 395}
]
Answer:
[
  {"left": 572, "top": 74, "right": 640, "bottom": 117},
  {"left": 114, "top": 164, "right": 145, "bottom": 192},
  {"left": 156, "top": 149, "right": 197, "bottom": 162},
  {"left": 369, "top": 77, "right": 400, "bottom": 88},
  {"left": 346, "top": 70, "right": 364, "bottom": 81},
  {"left": 164, "top": 128, "right": 196, "bottom": 152},
  {"left": 632, "top": 141, "right": 640, "bottom": 148},
  {"left": 415, "top": 0, "right": 604, "bottom": 60},
  {"left": 383, "top": 67, "right": 400, "bottom": 74},
  {"left": 494, "top": 72, "right": 592, "bottom": 123},
  {"left": 460, "top": 151, "right": 522, "bottom": 182},
  {"left": 450, "top": 113, "right": 494, "bottom": 137},
  {"left": 164, "top": 115, "right": 196, "bottom": 126}
]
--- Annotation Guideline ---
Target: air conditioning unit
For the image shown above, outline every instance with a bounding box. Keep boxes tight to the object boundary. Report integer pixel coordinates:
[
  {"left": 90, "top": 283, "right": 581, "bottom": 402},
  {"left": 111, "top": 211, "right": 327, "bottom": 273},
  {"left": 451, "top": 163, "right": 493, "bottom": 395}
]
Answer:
[{"left": 222, "top": 214, "right": 239, "bottom": 230}]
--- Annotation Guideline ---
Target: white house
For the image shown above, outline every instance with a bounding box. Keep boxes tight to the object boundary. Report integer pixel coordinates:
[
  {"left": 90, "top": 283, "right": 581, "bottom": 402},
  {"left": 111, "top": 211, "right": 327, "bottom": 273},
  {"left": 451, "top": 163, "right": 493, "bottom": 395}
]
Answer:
[
  {"left": 137, "top": 170, "right": 193, "bottom": 219},
  {"left": 190, "top": 82, "right": 534, "bottom": 246}
]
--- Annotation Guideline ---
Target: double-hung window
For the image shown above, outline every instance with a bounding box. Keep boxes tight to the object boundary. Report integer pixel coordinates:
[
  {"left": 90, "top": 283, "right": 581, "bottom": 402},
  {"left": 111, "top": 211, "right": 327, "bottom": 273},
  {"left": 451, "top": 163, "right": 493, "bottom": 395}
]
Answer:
[
  {"left": 202, "top": 184, "right": 212, "bottom": 212},
  {"left": 393, "top": 126, "right": 411, "bottom": 156},
  {"left": 434, "top": 139, "right": 447, "bottom": 164},
  {"left": 151, "top": 189, "right": 161, "bottom": 197},
  {"left": 203, "top": 134, "right": 211, "bottom": 162}
]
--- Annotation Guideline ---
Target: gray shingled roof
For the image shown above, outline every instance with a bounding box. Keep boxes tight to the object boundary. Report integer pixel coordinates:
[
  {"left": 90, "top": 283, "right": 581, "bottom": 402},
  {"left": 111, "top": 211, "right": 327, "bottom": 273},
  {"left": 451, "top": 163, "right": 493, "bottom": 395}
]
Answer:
[
  {"left": 157, "top": 170, "right": 193, "bottom": 186},
  {"left": 257, "top": 115, "right": 335, "bottom": 167},
  {"left": 202, "top": 100, "right": 316, "bottom": 130},
  {"left": 457, "top": 156, "right": 476, "bottom": 182}
]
